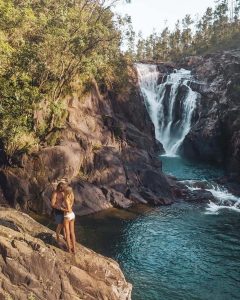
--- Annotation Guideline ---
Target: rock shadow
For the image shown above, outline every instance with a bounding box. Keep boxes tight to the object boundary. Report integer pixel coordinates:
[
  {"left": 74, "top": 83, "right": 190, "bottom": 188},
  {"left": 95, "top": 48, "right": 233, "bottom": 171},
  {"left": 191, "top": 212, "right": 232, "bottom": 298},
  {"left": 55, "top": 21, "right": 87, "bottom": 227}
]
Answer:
[{"left": 35, "top": 232, "right": 67, "bottom": 250}]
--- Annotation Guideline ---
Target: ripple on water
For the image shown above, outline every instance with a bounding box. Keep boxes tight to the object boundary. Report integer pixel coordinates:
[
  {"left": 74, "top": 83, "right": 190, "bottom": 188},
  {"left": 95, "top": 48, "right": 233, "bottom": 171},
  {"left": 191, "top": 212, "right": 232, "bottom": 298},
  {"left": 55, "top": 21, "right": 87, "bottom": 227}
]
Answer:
[
  {"left": 34, "top": 150, "right": 240, "bottom": 300},
  {"left": 77, "top": 202, "right": 240, "bottom": 300}
]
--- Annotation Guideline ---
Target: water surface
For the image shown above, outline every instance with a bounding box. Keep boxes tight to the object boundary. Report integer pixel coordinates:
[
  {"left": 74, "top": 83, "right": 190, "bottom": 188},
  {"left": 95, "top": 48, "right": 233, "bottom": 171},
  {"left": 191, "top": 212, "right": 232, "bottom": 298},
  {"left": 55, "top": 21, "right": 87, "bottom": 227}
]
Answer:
[
  {"left": 161, "top": 155, "right": 224, "bottom": 180},
  {"left": 75, "top": 157, "right": 240, "bottom": 300},
  {"left": 78, "top": 202, "right": 240, "bottom": 300},
  {"left": 36, "top": 156, "right": 240, "bottom": 300}
]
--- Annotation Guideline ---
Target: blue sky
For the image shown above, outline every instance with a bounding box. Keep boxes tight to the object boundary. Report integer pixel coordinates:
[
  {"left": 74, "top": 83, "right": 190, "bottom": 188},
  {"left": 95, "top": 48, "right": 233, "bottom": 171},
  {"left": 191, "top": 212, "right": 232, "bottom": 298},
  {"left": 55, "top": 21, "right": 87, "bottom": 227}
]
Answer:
[{"left": 114, "top": 0, "right": 216, "bottom": 36}]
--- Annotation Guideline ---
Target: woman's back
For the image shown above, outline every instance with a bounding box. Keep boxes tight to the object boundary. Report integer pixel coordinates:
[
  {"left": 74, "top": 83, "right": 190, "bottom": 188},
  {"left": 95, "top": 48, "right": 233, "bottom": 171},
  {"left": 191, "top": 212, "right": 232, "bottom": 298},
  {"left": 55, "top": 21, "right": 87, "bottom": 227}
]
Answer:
[
  {"left": 66, "top": 191, "right": 74, "bottom": 210},
  {"left": 64, "top": 187, "right": 74, "bottom": 212}
]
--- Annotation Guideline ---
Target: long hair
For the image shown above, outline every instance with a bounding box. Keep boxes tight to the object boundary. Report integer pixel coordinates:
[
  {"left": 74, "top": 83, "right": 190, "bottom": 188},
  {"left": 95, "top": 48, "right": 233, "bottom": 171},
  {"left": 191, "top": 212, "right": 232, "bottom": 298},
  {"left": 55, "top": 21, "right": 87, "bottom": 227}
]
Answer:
[{"left": 64, "top": 186, "right": 74, "bottom": 206}]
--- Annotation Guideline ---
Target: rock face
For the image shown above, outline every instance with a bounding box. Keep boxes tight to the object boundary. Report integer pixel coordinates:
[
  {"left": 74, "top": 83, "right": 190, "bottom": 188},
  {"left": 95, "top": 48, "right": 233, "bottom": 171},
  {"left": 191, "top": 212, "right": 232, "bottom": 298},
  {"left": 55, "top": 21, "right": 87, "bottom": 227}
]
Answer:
[
  {"left": 0, "top": 208, "right": 132, "bottom": 300},
  {"left": 179, "top": 49, "right": 240, "bottom": 181},
  {"left": 0, "top": 68, "right": 176, "bottom": 215}
]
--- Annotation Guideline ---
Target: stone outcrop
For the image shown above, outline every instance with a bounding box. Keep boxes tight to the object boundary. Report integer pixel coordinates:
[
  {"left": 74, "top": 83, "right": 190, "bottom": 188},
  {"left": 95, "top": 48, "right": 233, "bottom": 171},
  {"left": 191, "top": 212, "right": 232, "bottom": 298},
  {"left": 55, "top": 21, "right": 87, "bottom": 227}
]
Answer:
[
  {"left": 0, "top": 68, "right": 176, "bottom": 215},
  {"left": 0, "top": 208, "right": 132, "bottom": 300},
  {"left": 178, "top": 50, "right": 240, "bottom": 181}
]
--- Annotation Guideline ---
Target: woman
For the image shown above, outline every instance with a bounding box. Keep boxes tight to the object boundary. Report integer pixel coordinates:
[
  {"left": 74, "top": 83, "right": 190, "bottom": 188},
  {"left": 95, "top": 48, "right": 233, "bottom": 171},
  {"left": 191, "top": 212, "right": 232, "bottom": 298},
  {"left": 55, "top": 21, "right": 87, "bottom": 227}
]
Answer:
[{"left": 62, "top": 186, "right": 76, "bottom": 254}]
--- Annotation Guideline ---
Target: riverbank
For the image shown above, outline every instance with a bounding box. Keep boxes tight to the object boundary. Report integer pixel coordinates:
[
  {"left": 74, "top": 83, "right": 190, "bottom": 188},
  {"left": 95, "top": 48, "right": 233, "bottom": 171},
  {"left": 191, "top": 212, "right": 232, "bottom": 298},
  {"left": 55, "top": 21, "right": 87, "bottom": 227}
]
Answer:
[{"left": 0, "top": 208, "right": 132, "bottom": 300}]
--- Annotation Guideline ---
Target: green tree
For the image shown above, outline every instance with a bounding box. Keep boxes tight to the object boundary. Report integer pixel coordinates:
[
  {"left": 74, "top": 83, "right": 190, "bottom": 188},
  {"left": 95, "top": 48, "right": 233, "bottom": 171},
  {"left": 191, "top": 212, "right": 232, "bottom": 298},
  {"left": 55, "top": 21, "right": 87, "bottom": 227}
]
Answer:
[
  {"left": 134, "top": 0, "right": 240, "bottom": 61},
  {"left": 125, "top": 19, "right": 136, "bottom": 59},
  {"left": 181, "top": 14, "right": 193, "bottom": 53},
  {"left": 169, "top": 20, "right": 181, "bottom": 60},
  {"left": 136, "top": 31, "right": 145, "bottom": 61},
  {"left": 0, "top": 0, "right": 131, "bottom": 158}
]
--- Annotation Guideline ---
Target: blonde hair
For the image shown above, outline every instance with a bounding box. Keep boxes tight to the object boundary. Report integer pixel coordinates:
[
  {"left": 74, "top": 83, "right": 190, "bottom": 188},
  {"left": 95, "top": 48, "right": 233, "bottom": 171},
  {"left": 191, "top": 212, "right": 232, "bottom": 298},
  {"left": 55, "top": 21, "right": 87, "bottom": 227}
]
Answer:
[
  {"left": 64, "top": 186, "right": 74, "bottom": 206},
  {"left": 65, "top": 186, "right": 73, "bottom": 195}
]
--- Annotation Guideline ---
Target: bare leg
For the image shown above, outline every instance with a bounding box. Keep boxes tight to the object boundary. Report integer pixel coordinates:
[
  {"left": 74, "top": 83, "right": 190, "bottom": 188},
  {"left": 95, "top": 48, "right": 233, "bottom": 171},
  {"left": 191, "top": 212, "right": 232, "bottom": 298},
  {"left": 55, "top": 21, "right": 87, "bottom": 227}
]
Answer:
[
  {"left": 63, "top": 227, "right": 66, "bottom": 240},
  {"left": 56, "top": 224, "right": 63, "bottom": 242},
  {"left": 70, "top": 220, "right": 76, "bottom": 254},
  {"left": 64, "top": 219, "right": 71, "bottom": 252}
]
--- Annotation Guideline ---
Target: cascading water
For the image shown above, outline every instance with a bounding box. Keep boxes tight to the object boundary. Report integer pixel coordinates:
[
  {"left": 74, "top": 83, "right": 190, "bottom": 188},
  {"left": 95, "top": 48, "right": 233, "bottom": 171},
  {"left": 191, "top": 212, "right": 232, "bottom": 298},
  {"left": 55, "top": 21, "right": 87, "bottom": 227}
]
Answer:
[
  {"left": 136, "top": 63, "right": 198, "bottom": 156},
  {"left": 183, "top": 179, "right": 240, "bottom": 213},
  {"left": 136, "top": 63, "right": 240, "bottom": 213}
]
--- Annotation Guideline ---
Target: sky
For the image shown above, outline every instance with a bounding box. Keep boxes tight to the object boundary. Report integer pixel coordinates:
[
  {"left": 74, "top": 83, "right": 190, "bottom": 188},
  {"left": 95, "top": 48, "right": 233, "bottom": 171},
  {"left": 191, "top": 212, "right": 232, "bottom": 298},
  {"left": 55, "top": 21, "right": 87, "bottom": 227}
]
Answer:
[{"left": 114, "top": 0, "right": 216, "bottom": 37}]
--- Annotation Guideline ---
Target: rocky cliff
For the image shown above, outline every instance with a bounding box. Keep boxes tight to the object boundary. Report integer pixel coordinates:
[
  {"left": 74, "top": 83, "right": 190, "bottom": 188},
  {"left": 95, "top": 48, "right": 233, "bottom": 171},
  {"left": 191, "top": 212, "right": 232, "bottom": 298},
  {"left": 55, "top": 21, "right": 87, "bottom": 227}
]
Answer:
[
  {"left": 0, "top": 67, "right": 176, "bottom": 216},
  {"left": 0, "top": 208, "right": 132, "bottom": 299},
  {"left": 178, "top": 50, "right": 240, "bottom": 181}
]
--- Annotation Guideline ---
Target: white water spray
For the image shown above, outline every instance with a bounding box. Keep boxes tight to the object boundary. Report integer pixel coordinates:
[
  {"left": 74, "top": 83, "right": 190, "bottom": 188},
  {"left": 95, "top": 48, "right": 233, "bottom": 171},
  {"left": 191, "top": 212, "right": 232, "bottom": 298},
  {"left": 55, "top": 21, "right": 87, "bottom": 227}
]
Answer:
[
  {"left": 136, "top": 63, "right": 198, "bottom": 156},
  {"left": 183, "top": 180, "right": 240, "bottom": 214},
  {"left": 205, "top": 187, "right": 240, "bottom": 214}
]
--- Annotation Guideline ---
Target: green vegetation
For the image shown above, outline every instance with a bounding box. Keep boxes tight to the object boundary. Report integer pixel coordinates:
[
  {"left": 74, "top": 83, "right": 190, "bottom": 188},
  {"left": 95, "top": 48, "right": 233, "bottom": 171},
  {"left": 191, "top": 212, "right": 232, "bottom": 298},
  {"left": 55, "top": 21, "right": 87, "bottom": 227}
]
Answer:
[
  {"left": 27, "top": 293, "right": 36, "bottom": 300},
  {"left": 92, "top": 141, "right": 102, "bottom": 152},
  {"left": 1, "top": 0, "right": 239, "bottom": 160},
  {"left": 129, "top": 0, "right": 240, "bottom": 62},
  {"left": 0, "top": 0, "right": 131, "bottom": 158},
  {"left": 45, "top": 129, "right": 62, "bottom": 147}
]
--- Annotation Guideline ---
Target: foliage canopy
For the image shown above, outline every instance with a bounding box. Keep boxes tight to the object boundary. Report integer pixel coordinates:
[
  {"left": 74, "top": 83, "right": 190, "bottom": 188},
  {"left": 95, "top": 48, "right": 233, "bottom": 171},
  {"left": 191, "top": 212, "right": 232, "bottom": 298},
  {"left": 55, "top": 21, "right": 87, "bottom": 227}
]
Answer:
[
  {"left": 128, "top": 0, "right": 240, "bottom": 62},
  {"left": 0, "top": 0, "right": 130, "bottom": 157}
]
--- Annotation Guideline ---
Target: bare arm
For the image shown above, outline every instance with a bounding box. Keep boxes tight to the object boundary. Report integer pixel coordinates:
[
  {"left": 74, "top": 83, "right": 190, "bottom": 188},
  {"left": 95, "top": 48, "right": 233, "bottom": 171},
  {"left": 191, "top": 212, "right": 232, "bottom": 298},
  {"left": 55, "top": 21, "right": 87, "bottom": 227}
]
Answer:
[{"left": 51, "top": 192, "right": 57, "bottom": 209}]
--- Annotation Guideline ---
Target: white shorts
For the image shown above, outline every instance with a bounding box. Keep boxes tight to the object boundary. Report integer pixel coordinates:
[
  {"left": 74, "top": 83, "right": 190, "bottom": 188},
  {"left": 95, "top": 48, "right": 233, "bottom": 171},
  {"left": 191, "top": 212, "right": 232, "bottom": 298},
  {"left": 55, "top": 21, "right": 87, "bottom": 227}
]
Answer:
[{"left": 64, "top": 212, "right": 75, "bottom": 221}]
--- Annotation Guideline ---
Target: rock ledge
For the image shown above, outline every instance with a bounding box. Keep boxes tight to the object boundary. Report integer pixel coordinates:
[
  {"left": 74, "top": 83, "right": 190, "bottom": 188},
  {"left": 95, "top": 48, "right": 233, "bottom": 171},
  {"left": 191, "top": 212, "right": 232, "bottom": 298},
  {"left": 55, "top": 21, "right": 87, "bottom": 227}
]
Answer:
[{"left": 0, "top": 208, "right": 132, "bottom": 300}]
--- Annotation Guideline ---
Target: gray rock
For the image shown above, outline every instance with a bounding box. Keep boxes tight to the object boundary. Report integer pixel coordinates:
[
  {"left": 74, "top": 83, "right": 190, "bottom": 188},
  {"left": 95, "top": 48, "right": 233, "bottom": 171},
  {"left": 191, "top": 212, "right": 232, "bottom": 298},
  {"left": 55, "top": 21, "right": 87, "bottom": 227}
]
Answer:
[
  {"left": 0, "top": 209, "right": 132, "bottom": 300},
  {"left": 178, "top": 49, "right": 240, "bottom": 181},
  {"left": 186, "top": 190, "right": 215, "bottom": 203},
  {"left": 101, "top": 187, "right": 134, "bottom": 209}
]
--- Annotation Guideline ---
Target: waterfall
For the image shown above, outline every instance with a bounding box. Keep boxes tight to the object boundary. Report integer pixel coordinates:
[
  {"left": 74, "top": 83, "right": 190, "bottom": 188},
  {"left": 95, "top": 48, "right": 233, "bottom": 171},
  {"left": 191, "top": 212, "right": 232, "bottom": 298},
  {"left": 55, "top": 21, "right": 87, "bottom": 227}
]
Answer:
[
  {"left": 136, "top": 63, "right": 198, "bottom": 156},
  {"left": 136, "top": 63, "right": 240, "bottom": 214}
]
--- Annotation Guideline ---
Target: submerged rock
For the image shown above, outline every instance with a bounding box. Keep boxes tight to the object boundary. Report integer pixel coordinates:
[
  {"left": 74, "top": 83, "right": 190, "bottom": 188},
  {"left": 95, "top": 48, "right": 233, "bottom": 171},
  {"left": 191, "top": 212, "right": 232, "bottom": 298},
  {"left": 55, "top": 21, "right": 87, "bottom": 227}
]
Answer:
[
  {"left": 0, "top": 208, "right": 132, "bottom": 300},
  {"left": 186, "top": 189, "right": 215, "bottom": 203}
]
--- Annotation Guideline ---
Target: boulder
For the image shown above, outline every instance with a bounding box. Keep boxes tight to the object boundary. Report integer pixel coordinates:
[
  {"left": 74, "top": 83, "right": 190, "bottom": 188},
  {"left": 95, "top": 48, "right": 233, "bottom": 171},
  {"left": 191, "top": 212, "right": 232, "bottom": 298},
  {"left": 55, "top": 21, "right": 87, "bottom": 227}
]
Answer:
[
  {"left": 186, "top": 189, "right": 215, "bottom": 203},
  {"left": 71, "top": 180, "right": 113, "bottom": 215},
  {"left": 139, "top": 188, "right": 173, "bottom": 205},
  {"left": 90, "top": 147, "right": 127, "bottom": 193},
  {"left": 0, "top": 169, "right": 30, "bottom": 210},
  {"left": 140, "top": 169, "right": 174, "bottom": 203},
  {"left": 129, "top": 192, "right": 148, "bottom": 204},
  {"left": 101, "top": 187, "right": 134, "bottom": 209}
]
